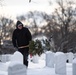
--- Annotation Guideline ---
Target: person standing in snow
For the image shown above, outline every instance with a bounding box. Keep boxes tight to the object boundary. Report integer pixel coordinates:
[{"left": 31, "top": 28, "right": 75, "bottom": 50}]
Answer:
[{"left": 12, "top": 20, "right": 32, "bottom": 67}]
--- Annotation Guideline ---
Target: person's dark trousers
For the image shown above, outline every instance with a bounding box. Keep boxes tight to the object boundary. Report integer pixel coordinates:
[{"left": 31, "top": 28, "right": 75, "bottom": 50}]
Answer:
[{"left": 18, "top": 47, "right": 29, "bottom": 67}]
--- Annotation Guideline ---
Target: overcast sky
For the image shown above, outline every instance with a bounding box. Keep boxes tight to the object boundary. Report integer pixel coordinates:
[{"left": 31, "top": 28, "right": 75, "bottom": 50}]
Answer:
[
  {"left": 3, "top": 0, "right": 49, "bottom": 6},
  {"left": 0, "top": 0, "right": 57, "bottom": 18}
]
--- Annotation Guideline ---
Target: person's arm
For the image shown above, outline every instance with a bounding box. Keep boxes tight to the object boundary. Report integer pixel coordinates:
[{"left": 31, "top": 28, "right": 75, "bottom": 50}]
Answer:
[
  {"left": 26, "top": 28, "right": 32, "bottom": 42},
  {"left": 12, "top": 30, "right": 17, "bottom": 48}
]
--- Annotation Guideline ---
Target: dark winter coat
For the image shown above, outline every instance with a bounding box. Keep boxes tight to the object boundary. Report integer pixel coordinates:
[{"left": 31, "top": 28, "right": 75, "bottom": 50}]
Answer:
[{"left": 12, "top": 21, "right": 32, "bottom": 48}]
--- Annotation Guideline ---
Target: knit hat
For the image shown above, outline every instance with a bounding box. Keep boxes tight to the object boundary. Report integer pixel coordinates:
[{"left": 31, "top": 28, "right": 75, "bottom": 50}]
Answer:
[{"left": 16, "top": 20, "right": 23, "bottom": 28}]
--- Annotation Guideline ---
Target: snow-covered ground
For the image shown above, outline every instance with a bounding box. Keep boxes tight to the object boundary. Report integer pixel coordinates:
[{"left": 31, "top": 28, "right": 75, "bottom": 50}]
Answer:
[
  {"left": 28, "top": 59, "right": 72, "bottom": 75},
  {"left": 0, "top": 59, "right": 72, "bottom": 75}
]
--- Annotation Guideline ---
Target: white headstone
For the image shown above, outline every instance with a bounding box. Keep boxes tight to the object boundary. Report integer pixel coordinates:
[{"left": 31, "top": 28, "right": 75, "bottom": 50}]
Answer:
[
  {"left": 1, "top": 55, "right": 7, "bottom": 62},
  {"left": 10, "top": 51, "right": 23, "bottom": 64},
  {"left": 46, "top": 51, "right": 54, "bottom": 68},
  {"left": 32, "top": 54, "right": 39, "bottom": 63},
  {"left": 40, "top": 53, "right": 45, "bottom": 60},
  {"left": 1, "top": 54, "right": 12, "bottom": 62},
  {"left": 0, "top": 55, "right": 2, "bottom": 62},
  {"left": 1, "top": 54, "right": 11, "bottom": 63},
  {"left": 74, "top": 53, "right": 76, "bottom": 59},
  {"left": 8, "top": 61, "right": 26, "bottom": 75},
  {"left": 6, "top": 54, "right": 12, "bottom": 61},
  {"left": 55, "top": 52, "right": 66, "bottom": 75},
  {"left": 73, "top": 58, "right": 76, "bottom": 75},
  {"left": 67, "top": 52, "right": 74, "bottom": 63}
]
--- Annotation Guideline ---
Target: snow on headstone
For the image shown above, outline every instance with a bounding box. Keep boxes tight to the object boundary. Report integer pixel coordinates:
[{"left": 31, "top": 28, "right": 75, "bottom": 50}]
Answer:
[
  {"left": 40, "top": 53, "right": 45, "bottom": 60},
  {"left": 55, "top": 52, "right": 66, "bottom": 75},
  {"left": 1, "top": 54, "right": 12, "bottom": 63},
  {"left": 67, "top": 52, "right": 74, "bottom": 63},
  {"left": 8, "top": 61, "right": 26, "bottom": 75},
  {"left": 1, "top": 55, "right": 7, "bottom": 62},
  {"left": 73, "top": 58, "right": 76, "bottom": 75},
  {"left": 10, "top": 51, "right": 23, "bottom": 64},
  {"left": 45, "top": 51, "right": 54, "bottom": 68},
  {"left": 32, "top": 54, "right": 39, "bottom": 63},
  {"left": 6, "top": 54, "right": 12, "bottom": 61}
]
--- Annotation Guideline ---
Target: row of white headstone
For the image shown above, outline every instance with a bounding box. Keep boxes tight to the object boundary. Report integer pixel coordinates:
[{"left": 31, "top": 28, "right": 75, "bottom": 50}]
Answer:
[
  {"left": 0, "top": 51, "right": 76, "bottom": 75},
  {"left": 0, "top": 52, "right": 74, "bottom": 63},
  {"left": 45, "top": 51, "right": 76, "bottom": 75},
  {"left": 0, "top": 51, "right": 27, "bottom": 75}
]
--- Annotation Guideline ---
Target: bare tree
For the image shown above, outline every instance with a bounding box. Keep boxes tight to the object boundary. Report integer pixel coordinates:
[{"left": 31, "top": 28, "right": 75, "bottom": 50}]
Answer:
[
  {"left": 0, "top": 17, "right": 14, "bottom": 47},
  {"left": 50, "top": 0, "right": 76, "bottom": 53},
  {"left": 16, "top": 11, "right": 51, "bottom": 38}
]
